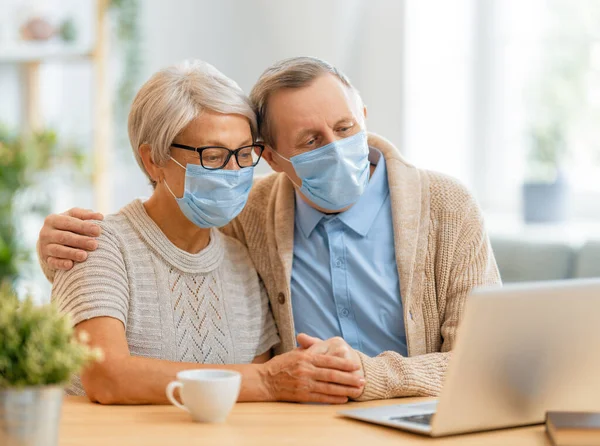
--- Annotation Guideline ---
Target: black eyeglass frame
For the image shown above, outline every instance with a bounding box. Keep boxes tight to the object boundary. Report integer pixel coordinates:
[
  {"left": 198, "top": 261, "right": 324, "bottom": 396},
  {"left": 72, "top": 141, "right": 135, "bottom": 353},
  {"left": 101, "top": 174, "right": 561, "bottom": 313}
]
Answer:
[{"left": 171, "top": 142, "right": 265, "bottom": 170}]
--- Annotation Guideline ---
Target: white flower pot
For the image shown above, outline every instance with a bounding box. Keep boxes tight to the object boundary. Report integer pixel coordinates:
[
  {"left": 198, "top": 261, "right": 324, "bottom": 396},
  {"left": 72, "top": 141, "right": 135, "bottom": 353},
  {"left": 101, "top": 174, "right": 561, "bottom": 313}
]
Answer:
[{"left": 0, "top": 385, "right": 64, "bottom": 446}]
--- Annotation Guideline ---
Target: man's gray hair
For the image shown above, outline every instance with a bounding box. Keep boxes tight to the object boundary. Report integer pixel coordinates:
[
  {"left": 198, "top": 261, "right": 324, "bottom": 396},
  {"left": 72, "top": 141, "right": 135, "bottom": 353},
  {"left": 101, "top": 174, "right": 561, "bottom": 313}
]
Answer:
[
  {"left": 128, "top": 60, "right": 257, "bottom": 186},
  {"left": 249, "top": 56, "right": 359, "bottom": 147}
]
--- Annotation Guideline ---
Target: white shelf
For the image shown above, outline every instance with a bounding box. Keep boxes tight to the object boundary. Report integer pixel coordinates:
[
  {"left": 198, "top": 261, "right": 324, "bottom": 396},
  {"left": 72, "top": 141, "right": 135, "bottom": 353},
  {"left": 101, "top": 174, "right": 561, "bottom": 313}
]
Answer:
[
  {"left": 0, "top": 44, "right": 93, "bottom": 63},
  {"left": 2, "top": 0, "right": 112, "bottom": 212}
]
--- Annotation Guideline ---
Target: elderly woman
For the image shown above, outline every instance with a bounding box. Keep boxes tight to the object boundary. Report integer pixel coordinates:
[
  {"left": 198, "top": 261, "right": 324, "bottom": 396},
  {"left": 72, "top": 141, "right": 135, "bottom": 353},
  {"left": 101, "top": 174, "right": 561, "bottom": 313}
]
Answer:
[{"left": 52, "top": 60, "right": 364, "bottom": 404}]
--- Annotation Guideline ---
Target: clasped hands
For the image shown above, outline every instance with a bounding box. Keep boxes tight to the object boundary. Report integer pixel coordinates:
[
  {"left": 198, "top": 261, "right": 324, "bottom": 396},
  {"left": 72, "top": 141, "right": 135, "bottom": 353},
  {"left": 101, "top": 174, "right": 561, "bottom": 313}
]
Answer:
[{"left": 259, "top": 333, "right": 365, "bottom": 404}]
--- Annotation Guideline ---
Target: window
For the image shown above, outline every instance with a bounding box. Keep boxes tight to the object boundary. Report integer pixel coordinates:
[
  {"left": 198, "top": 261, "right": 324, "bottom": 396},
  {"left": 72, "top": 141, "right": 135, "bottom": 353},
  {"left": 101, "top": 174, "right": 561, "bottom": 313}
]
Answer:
[
  {"left": 404, "top": 0, "right": 600, "bottom": 222},
  {"left": 489, "top": 0, "right": 600, "bottom": 219}
]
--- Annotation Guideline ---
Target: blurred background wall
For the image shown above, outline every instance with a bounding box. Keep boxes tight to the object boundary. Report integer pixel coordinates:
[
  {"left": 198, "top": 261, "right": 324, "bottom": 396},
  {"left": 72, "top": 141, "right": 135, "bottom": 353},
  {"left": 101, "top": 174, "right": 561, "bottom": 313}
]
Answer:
[{"left": 1, "top": 0, "right": 599, "bottom": 299}]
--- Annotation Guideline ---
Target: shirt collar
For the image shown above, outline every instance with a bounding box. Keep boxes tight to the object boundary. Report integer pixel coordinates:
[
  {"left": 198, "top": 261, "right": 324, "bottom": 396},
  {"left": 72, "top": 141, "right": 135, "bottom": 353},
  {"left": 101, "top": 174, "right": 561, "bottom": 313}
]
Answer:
[
  {"left": 294, "top": 148, "right": 389, "bottom": 238},
  {"left": 294, "top": 190, "right": 325, "bottom": 238}
]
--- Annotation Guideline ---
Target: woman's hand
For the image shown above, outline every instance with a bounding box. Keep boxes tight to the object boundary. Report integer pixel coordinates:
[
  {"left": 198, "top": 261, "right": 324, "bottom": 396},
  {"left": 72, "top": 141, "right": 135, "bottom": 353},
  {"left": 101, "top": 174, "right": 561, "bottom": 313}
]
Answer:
[
  {"left": 297, "top": 334, "right": 365, "bottom": 378},
  {"left": 39, "top": 208, "right": 104, "bottom": 270},
  {"left": 259, "top": 348, "right": 365, "bottom": 404}
]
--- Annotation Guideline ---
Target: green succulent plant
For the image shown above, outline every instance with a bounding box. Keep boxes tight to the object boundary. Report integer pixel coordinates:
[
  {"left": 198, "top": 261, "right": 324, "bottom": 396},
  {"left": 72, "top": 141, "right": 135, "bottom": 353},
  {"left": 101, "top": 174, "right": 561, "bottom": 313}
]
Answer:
[
  {"left": 0, "top": 283, "right": 102, "bottom": 388},
  {"left": 59, "top": 18, "right": 78, "bottom": 43},
  {"left": 527, "top": 120, "right": 567, "bottom": 183}
]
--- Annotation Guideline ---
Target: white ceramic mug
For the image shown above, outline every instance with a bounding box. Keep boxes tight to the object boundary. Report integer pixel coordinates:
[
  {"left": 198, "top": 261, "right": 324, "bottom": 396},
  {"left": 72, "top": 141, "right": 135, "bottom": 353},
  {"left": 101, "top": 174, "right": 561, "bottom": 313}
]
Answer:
[{"left": 166, "top": 369, "right": 241, "bottom": 422}]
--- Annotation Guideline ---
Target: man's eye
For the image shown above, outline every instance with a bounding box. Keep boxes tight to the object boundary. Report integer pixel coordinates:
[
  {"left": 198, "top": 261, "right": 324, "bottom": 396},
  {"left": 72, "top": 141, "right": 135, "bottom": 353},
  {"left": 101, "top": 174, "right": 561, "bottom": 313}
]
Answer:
[{"left": 306, "top": 138, "right": 316, "bottom": 146}]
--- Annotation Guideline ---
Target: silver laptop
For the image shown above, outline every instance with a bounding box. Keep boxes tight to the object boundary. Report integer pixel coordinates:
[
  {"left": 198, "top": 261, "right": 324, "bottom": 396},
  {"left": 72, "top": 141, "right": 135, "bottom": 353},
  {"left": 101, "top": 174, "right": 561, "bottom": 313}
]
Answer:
[{"left": 340, "top": 279, "right": 600, "bottom": 437}]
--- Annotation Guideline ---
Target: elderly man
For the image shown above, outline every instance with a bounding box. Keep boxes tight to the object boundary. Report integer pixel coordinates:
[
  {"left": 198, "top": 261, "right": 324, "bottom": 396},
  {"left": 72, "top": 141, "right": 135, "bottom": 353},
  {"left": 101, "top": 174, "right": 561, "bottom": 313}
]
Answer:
[{"left": 38, "top": 57, "right": 500, "bottom": 401}]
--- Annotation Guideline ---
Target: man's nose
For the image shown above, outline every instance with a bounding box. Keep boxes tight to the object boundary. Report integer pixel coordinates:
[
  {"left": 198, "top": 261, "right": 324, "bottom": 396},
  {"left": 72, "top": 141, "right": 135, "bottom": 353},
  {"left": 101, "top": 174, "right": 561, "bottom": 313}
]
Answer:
[
  {"left": 318, "top": 130, "right": 339, "bottom": 148},
  {"left": 224, "top": 154, "right": 240, "bottom": 171}
]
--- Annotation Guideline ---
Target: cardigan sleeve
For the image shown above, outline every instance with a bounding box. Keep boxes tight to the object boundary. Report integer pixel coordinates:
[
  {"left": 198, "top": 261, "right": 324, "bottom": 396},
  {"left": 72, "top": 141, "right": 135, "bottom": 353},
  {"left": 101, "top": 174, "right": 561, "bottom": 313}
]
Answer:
[{"left": 355, "top": 189, "right": 501, "bottom": 401}]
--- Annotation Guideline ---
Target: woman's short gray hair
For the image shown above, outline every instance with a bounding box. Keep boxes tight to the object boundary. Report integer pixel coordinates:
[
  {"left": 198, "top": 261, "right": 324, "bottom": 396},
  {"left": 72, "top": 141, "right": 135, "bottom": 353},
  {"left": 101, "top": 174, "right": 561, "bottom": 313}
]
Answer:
[
  {"left": 128, "top": 60, "right": 257, "bottom": 186},
  {"left": 249, "top": 56, "right": 359, "bottom": 147}
]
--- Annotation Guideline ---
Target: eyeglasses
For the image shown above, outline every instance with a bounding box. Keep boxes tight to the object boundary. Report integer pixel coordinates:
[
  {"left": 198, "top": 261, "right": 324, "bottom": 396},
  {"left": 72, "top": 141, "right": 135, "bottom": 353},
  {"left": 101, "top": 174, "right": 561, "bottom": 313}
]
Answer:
[{"left": 171, "top": 143, "right": 265, "bottom": 170}]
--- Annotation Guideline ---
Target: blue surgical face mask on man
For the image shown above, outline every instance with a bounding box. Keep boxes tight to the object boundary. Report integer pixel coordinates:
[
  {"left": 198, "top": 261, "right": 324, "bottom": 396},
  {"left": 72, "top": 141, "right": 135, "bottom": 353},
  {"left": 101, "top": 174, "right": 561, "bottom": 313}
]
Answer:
[
  {"left": 165, "top": 158, "right": 253, "bottom": 228},
  {"left": 273, "top": 130, "right": 370, "bottom": 211}
]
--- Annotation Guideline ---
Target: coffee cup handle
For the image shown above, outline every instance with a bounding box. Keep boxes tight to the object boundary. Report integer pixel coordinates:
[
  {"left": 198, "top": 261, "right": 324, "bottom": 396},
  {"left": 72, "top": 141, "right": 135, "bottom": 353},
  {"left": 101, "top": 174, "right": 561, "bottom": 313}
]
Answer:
[{"left": 166, "top": 381, "right": 188, "bottom": 412}]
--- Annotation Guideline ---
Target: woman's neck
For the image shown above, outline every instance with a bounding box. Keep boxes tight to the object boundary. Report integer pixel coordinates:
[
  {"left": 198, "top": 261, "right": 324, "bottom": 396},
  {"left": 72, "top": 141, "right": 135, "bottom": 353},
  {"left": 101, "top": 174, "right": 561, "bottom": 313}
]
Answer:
[{"left": 143, "top": 190, "right": 211, "bottom": 254}]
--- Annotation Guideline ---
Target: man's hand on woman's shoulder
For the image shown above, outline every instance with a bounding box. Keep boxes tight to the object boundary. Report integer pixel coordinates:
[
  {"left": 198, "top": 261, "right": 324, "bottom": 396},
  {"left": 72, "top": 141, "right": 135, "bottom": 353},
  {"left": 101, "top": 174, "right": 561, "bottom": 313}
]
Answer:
[{"left": 38, "top": 208, "right": 104, "bottom": 271}]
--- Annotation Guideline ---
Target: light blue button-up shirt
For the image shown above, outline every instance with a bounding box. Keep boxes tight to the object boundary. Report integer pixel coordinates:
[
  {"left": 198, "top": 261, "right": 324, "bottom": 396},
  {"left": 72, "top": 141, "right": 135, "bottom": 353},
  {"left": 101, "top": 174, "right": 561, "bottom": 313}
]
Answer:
[{"left": 291, "top": 149, "right": 407, "bottom": 357}]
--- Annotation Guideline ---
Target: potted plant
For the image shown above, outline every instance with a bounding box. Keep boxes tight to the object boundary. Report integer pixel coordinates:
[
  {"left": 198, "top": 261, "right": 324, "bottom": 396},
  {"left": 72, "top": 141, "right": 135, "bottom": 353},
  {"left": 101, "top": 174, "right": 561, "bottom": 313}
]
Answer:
[
  {"left": 0, "top": 125, "right": 86, "bottom": 284},
  {"left": 0, "top": 283, "right": 101, "bottom": 446},
  {"left": 522, "top": 120, "right": 570, "bottom": 223}
]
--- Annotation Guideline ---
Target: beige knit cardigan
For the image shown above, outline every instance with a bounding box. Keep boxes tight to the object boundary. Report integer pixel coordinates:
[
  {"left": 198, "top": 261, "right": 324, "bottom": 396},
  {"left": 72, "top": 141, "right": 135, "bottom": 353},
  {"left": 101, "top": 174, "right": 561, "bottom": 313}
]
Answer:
[{"left": 222, "top": 132, "right": 501, "bottom": 401}]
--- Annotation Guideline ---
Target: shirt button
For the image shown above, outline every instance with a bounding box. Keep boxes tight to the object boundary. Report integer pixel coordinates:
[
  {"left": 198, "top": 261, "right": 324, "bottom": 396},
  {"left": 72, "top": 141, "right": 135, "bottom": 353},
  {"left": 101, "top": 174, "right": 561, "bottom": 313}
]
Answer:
[
  {"left": 277, "top": 292, "right": 286, "bottom": 305},
  {"left": 340, "top": 308, "right": 350, "bottom": 317},
  {"left": 335, "top": 258, "right": 343, "bottom": 268}
]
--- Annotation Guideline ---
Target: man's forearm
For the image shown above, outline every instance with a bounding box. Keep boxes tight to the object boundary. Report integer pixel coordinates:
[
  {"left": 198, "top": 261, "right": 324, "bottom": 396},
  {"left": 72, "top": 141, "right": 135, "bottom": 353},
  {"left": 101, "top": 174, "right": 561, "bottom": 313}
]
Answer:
[
  {"left": 354, "top": 351, "right": 451, "bottom": 401},
  {"left": 84, "top": 356, "right": 270, "bottom": 405}
]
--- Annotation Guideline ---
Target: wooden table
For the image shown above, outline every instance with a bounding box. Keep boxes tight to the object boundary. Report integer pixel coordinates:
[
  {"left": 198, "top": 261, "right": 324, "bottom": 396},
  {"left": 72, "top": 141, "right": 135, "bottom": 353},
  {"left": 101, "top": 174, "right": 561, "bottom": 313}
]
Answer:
[{"left": 59, "top": 396, "right": 551, "bottom": 445}]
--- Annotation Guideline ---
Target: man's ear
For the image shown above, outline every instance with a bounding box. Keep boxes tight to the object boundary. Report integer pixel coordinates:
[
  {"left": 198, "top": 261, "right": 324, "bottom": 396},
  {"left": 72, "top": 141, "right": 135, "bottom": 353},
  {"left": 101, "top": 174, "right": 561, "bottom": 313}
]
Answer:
[
  {"left": 261, "top": 145, "right": 285, "bottom": 173},
  {"left": 363, "top": 105, "right": 368, "bottom": 120},
  {"left": 139, "top": 144, "right": 162, "bottom": 183}
]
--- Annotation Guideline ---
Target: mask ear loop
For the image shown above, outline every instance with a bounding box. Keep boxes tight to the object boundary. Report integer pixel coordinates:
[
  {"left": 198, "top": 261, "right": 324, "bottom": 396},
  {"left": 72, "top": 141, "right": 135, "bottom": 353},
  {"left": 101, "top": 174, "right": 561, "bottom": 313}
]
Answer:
[
  {"left": 164, "top": 157, "right": 187, "bottom": 200},
  {"left": 272, "top": 150, "right": 302, "bottom": 189},
  {"left": 170, "top": 157, "right": 187, "bottom": 169}
]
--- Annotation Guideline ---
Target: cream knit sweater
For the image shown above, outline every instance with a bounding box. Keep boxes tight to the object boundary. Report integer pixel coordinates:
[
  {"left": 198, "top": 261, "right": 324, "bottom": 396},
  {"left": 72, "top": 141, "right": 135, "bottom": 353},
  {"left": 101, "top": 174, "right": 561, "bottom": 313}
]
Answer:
[
  {"left": 221, "top": 133, "right": 501, "bottom": 401},
  {"left": 50, "top": 200, "right": 280, "bottom": 395}
]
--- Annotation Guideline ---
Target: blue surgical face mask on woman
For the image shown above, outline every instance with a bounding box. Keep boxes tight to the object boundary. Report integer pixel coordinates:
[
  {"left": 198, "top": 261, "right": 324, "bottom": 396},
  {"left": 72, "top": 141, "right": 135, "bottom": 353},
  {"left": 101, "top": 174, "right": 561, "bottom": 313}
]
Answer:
[
  {"left": 273, "top": 130, "right": 370, "bottom": 211},
  {"left": 164, "top": 158, "right": 253, "bottom": 228}
]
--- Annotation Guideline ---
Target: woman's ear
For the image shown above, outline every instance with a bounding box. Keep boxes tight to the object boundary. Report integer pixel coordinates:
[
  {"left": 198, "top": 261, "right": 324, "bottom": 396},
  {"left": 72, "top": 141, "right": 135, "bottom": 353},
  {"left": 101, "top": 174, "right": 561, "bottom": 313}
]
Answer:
[
  {"left": 139, "top": 144, "right": 162, "bottom": 183},
  {"left": 260, "top": 145, "right": 284, "bottom": 173}
]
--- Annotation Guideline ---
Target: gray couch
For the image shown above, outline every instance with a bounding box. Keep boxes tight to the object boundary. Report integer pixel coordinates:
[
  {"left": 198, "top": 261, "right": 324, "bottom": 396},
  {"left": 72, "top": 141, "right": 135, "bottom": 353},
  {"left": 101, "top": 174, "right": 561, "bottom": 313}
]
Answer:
[{"left": 490, "top": 238, "right": 600, "bottom": 283}]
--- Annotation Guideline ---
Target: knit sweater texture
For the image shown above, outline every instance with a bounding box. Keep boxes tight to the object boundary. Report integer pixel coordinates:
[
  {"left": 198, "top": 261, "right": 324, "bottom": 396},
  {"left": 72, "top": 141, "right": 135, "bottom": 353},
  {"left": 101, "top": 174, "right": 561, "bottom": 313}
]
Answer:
[{"left": 51, "top": 199, "right": 280, "bottom": 395}]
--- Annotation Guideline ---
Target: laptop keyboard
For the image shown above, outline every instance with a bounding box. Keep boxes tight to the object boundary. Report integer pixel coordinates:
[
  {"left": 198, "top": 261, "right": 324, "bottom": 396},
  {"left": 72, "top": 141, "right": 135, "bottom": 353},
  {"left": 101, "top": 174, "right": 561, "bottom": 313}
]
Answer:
[{"left": 389, "top": 413, "right": 434, "bottom": 426}]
